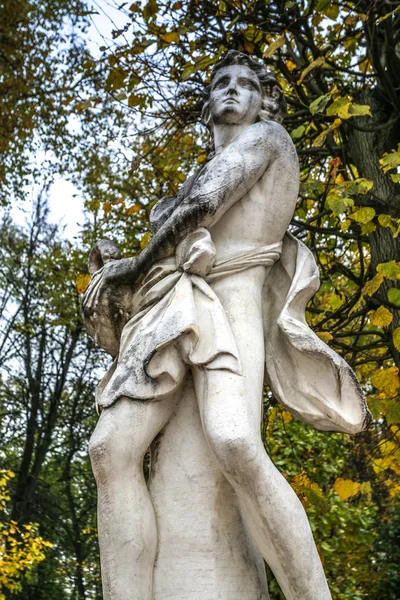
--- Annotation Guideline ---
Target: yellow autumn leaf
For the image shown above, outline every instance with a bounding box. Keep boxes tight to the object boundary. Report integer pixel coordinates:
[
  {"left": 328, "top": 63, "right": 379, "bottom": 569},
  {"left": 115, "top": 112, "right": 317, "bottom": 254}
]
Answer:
[
  {"left": 376, "top": 260, "right": 400, "bottom": 280},
  {"left": 197, "top": 151, "right": 207, "bottom": 164},
  {"left": 385, "top": 479, "right": 400, "bottom": 497},
  {"left": 262, "top": 34, "right": 285, "bottom": 58},
  {"left": 393, "top": 328, "right": 400, "bottom": 352},
  {"left": 291, "top": 471, "right": 311, "bottom": 489},
  {"left": 140, "top": 231, "right": 152, "bottom": 249},
  {"left": 363, "top": 273, "right": 384, "bottom": 297},
  {"left": 297, "top": 56, "right": 325, "bottom": 85},
  {"left": 371, "top": 366, "right": 400, "bottom": 398},
  {"left": 280, "top": 410, "right": 293, "bottom": 424},
  {"left": 369, "top": 306, "right": 393, "bottom": 328},
  {"left": 349, "top": 273, "right": 384, "bottom": 315},
  {"left": 326, "top": 96, "right": 352, "bottom": 119},
  {"left": 160, "top": 31, "right": 180, "bottom": 44},
  {"left": 334, "top": 478, "right": 361, "bottom": 500},
  {"left": 103, "top": 201, "right": 112, "bottom": 217},
  {"left": 286, "top": 59, "right": 297, "bottom": 71},
  {"left": 373, "top": 439, "right": 400, "bottom": 474},
  {"left": 313, "top": 118, "right": 341, "bottom": 147},
  {"left": 76, "top": 273, "right": 91, "bottom": 294},
  {"left": 291, "top": 472, "right": 329, "bottom": 511},
  {"left": 379, "top": 143, "right": 400, "bottom": 173},
  {"left": 349, "top": 207, "right": 376, "bottom": 224},
  {"left": 378, "top": 214, "right": 397, "bottom": 233},
  {"left": 126, "top": 204, "right": 140, "bottom": 216},
  {"left": 317, "top": 331, "right": 333, "bottom": 343},
  {"left": 244, "top": 39, "right": 255, "bottom": 54}
]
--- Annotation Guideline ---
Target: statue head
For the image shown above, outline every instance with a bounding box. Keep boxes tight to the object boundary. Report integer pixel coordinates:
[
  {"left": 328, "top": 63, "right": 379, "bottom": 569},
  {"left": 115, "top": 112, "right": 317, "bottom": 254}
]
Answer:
[{"left": 201, "top": 50, "right": 287, "bottom": 132}]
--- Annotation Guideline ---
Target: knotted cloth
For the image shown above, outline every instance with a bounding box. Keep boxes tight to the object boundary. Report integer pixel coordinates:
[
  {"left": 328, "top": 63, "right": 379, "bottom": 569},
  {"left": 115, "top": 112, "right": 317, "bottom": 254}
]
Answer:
[{"left": 82, "top": 228, "right": 371, "bottom": 434}]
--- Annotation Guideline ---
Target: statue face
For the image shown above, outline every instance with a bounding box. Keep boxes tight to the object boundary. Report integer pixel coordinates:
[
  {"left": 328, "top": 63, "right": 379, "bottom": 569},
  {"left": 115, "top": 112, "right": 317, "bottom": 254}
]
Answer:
[{"left": 209, "top": 64, "right": 263, "bottom": 126}]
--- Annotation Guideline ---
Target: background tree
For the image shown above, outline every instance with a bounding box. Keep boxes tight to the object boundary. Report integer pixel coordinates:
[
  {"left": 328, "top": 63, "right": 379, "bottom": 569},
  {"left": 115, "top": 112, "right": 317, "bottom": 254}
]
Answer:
[
  {"left": 0, "top": 199, "right": 104, "bottom": 598},
  {"left": 0, "top": 0, "right": 399, "bottom": 598}
]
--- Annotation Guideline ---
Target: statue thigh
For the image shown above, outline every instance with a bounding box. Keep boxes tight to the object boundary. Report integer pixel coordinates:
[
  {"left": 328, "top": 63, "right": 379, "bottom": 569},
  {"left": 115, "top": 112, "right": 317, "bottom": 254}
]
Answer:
[
  {"left": 89, "top": 393, "right": 181, "bottom": 485},
  {"left": 194, "top": 265, "right": 267, "bottom": 472}
]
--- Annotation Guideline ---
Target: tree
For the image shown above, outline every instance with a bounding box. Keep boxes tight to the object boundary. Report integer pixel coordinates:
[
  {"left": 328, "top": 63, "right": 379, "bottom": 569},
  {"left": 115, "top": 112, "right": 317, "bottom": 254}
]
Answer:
[
  {"left": 0, "top": 0, "right": 131, "bottom": 206},
  {"left": 0, "top": 199, "right": 104, "bottom": 598},
  {"left": 1, "top": 1, "right": 399, "bottom": 597},
  {"left": 0, "top": 470, "right": 53, "bottom": 599}
]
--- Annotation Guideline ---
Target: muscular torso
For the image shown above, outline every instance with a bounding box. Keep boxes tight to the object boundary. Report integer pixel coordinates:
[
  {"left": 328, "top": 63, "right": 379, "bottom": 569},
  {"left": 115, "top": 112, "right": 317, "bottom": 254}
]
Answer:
[
  {"left": 149, "top": 121, "right": 299, "bottom": 267},
  {"left": 209, "top": 146, "right": 299, "bottom": 262}
]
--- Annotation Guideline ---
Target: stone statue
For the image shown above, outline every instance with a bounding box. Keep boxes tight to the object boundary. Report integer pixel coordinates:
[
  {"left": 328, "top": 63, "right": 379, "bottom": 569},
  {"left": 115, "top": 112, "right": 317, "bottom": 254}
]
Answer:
[{"left": 82, "top": 51, "right": 371, "bottom": 600}]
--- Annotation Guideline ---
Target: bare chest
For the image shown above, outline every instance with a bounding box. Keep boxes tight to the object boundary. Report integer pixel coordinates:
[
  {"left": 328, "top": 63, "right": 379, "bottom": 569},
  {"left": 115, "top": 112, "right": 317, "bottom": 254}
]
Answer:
[{"left": 209, "top": 162, "right": 297, "bottom": 262}]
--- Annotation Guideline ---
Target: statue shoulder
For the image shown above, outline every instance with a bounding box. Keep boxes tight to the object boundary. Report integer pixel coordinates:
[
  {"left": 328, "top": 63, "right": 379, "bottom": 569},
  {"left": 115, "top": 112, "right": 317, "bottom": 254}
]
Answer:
[{"left": 251, "top": 120, "right": 296, "bottom": 156}]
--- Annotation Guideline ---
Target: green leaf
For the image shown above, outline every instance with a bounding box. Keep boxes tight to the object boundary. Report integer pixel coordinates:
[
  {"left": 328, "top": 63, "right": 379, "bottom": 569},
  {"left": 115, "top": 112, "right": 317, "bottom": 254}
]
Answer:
[
  {"left": 368, "top": 396, "right": 384, "bottom": 420},
  {"left": 376, "top": 261, "right": 400, "bottom": 281},
  {"left": 105, "top": 68, "right": 129, "bottom": 92},
  {"left": 290, "top": 125, "right": 306, "bottom": 139},
  {"left": 337, "top": 178, "right": 373, "bottom": 195},
  {"left": 128, "top": 94, "right": 143, "bottom": 107},
  {"left": 315, "top": 0, "right": 331, "bottom": 11},
  {"left": 181, "top": 55, "right": 216, "bottom": 80},
  {"left": 387, "top": 400, "right": 400, "bottom": 425},
  {"left": 327, "top": 195, "right": 353, "bottom": 215},
  {"left": 309, "top": 93, "right": 331, "bottom": 115},
  {"left": 323, "top": 1, "right": 339, "bottom": 20},
  {"left": 388, "top": 288, "right": 400, "bottom": 306}
]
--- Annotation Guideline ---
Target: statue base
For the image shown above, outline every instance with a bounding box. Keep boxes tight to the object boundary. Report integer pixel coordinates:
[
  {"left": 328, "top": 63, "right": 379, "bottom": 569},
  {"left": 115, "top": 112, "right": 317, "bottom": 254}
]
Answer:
[{"left": 149, "top": 375, "right": 269, "bottom": 600}]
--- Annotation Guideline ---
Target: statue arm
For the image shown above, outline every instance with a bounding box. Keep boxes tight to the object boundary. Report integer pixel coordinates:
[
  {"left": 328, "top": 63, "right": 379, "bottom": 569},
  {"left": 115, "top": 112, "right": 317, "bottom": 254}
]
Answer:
[
  {"left": 103, "top": 121, "right": 294, "bottom": 284},
  {"left": 149, "top": 174, "right": 198, "bottom": 234}
]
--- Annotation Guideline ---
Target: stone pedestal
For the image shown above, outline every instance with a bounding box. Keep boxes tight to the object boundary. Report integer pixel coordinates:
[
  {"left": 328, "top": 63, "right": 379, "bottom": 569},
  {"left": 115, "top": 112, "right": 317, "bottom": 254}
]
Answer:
[{"left": 149, "top": 375, "right": 269, "bottom": 600}]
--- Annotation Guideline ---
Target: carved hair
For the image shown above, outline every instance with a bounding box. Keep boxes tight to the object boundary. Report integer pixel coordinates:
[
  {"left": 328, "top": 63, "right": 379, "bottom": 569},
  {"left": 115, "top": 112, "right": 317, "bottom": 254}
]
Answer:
[{"left": 201, "top": 50, "right": 287, "bottom": 128}]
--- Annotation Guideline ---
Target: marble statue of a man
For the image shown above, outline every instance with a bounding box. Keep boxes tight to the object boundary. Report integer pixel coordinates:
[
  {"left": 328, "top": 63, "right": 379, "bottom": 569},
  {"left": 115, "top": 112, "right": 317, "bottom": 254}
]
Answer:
[{"left": 82, "top": 50, "right": 371, "bottom": 600}]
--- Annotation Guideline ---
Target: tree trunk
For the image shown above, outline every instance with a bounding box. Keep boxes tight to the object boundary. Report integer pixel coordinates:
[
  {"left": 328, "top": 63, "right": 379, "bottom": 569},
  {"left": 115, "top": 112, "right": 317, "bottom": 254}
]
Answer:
[{"left": 346, "top": 88, "right": 400, "bottom": 367}]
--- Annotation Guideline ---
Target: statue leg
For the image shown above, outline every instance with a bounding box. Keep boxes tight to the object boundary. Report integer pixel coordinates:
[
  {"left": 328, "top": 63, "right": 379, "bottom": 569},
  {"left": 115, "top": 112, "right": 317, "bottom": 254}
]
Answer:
[
  {"left": 192, "top": 268, "right": 332, "bottom": 600},
  {"left": 89, "top": 392, "right": 181, "bottom": 600}
]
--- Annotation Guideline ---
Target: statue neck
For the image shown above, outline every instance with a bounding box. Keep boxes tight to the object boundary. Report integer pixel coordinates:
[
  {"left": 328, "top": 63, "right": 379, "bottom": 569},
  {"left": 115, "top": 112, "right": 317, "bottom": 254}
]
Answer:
[{"left": 212, "top": 122, "right": 252, "bottom": 154}]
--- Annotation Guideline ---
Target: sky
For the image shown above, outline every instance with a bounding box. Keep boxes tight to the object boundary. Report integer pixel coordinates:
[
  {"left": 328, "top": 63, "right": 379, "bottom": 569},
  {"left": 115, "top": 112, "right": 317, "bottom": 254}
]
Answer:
[{"left": 12, "top": 1, "right": 130, "bottom": 240}]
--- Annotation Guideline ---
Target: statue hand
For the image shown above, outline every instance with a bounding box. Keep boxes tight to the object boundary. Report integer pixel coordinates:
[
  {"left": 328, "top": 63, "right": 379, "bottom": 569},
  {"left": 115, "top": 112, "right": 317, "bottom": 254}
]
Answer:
[
  {"left": 100, "top": 256, "right": 140, "bottom": 285},
  {"left": 82, "top": 243, "right": 140, "bottom": 356},
  {"left": 88, "top": 239, "right": 122, "bottom": 275}
]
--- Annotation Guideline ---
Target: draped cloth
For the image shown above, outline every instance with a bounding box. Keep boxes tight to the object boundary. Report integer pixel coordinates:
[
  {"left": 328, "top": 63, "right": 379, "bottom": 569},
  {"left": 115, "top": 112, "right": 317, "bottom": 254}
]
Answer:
[{"left": 83, "top": 228, "right": 370, "bottom": 434}]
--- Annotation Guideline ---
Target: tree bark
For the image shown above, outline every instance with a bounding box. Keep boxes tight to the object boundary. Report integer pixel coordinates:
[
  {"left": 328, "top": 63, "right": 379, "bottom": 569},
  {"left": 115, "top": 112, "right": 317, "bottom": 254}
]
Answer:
[{"left": 346, "top": 88, "right": 400, "bottom": 368}]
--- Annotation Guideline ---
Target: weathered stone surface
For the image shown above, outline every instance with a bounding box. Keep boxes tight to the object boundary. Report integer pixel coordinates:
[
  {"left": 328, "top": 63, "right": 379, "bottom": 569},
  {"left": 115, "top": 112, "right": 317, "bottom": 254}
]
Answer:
[
  {"left": 150, "top": 375, "right": 269, "bottom": 600},
  {"left": 83, "top": 50, "right": 371, "bottom": 600}
]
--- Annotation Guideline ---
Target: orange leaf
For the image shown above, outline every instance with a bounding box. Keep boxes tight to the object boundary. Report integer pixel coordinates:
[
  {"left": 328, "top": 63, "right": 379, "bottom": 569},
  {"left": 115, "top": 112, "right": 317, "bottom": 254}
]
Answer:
[{"left": 76, "top": 274, "right": 91, "bottom": 294}]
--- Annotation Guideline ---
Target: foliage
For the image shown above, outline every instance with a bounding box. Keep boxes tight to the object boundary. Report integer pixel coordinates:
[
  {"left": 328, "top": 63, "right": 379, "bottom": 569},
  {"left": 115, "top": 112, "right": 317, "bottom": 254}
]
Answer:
[
  {"left": 0, "top": 0, "right": 400, "bottom": 598},
  {"left": 0, "top": 0, "right": 131, "bottom": 206},
  {"left": 0, "top": 471, "right": 53, "bottom": 598},
  {"left": 0, "top": 200, "right": 103, "bottom": 598}
]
